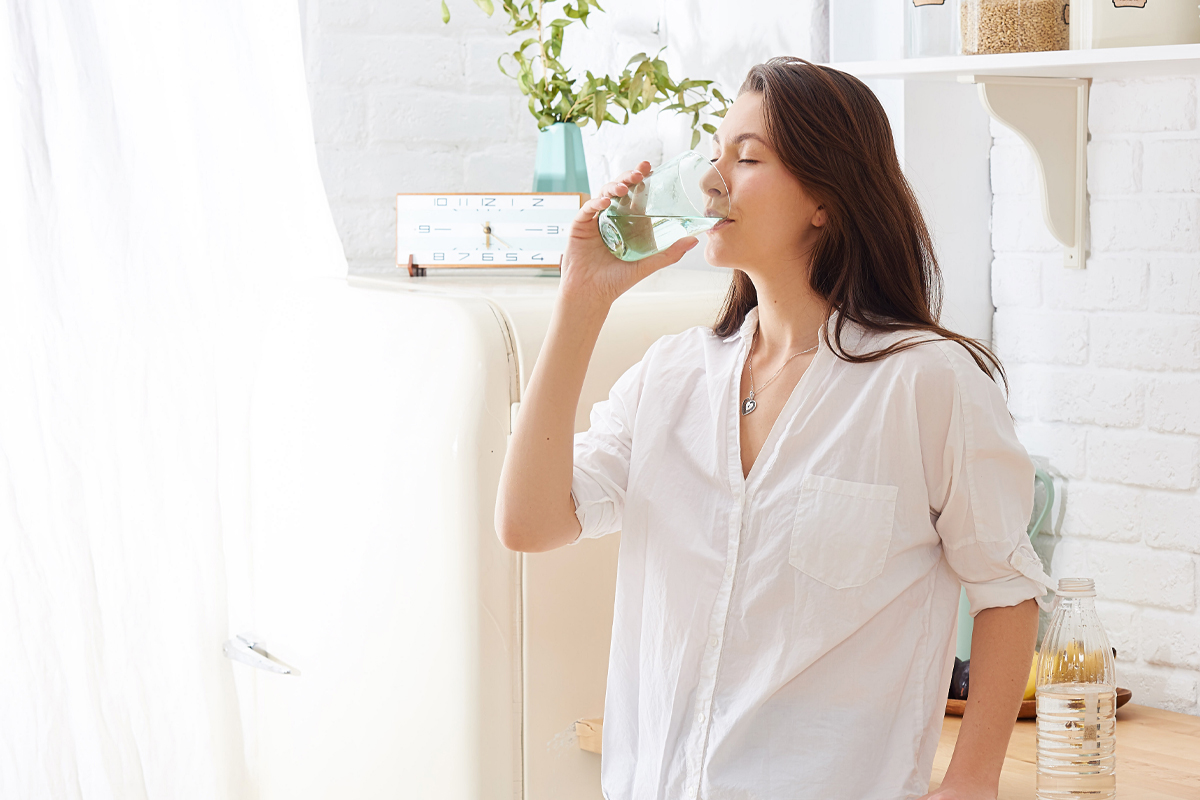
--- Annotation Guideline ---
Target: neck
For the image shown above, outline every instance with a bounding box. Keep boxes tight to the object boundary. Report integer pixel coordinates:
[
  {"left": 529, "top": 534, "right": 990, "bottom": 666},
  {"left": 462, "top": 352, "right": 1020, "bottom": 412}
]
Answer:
[{"left": 748, "top": 267, "right": 828, "bottom": 360}]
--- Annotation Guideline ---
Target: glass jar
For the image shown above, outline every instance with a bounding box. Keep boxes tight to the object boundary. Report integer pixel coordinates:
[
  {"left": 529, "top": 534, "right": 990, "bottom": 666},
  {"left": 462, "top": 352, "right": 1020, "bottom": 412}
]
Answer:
[
  {"left": 1070, "top": 0, "right": 1200, "bottom": 50},
  {"left": 960, "top": 0, "right": 1070, "bottom": 55},
  {"left": 907, "top": 0, "right": 961, "bottom": 58}
]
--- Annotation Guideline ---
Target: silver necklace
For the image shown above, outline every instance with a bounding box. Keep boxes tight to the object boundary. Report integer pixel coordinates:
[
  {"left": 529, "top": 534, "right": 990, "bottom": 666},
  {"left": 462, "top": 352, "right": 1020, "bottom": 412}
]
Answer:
[{"left": 741, "top": 327, "right": 818, "bottom": 416}]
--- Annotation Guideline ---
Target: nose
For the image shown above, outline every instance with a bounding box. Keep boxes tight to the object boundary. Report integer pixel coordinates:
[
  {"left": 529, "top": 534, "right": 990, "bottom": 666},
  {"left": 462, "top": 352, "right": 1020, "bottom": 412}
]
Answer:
[{"left": 700, "top": 163, "right": 730, "bottom": 218}]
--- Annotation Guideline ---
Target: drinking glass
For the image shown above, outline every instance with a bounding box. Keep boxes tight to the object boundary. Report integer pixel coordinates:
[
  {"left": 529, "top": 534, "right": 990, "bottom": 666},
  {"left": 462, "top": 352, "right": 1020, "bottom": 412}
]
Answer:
[{"left": 597, "top": 150, "right": 729, "bottom": 262}]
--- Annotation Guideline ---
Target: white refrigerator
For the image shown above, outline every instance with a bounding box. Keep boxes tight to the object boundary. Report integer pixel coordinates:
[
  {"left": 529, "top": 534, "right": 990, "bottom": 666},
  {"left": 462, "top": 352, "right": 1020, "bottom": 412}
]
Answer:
[{"left": 234, "top": 268, "right": 730, "bottom": 800}]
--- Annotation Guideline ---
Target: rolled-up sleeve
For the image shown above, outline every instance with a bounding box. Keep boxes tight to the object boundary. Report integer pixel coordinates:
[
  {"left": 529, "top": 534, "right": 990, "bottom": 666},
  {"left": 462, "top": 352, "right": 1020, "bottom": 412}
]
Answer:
[
  {"left": 919, "top": 345, "right": 1056, "bottom": 616},
  {"left": 566, "top": 345, "right": 654, "bottom": 546}
]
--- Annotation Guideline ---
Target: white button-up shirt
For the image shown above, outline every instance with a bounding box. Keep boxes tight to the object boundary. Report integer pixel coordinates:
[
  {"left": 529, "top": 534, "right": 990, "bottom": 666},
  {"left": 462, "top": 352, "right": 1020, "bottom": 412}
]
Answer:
[{"left": 568, "top": 305, "right": 1055, "bottom": 800}]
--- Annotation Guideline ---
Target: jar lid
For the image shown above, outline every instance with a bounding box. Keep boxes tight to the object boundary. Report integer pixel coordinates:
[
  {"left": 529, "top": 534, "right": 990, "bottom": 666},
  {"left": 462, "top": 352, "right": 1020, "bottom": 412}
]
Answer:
[{"left": 1057, "top": 577, "right": 1096, "bottom": 596}]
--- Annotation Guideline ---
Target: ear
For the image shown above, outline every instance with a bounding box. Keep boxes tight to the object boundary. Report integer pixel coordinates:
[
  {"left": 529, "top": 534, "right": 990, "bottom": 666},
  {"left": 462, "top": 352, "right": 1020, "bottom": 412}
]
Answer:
[{"left": 811, "top": 205, "right": 827, "bottom": 228}]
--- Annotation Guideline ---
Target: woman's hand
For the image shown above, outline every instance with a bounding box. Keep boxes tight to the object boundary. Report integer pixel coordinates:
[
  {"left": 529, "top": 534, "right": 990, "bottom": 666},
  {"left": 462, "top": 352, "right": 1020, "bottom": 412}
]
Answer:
[
  {"left": 913, "top": 783, "right": 997, "bottom": 800},
  {"left": 558, "top": 160, "right": 699, "bottom": 310}
]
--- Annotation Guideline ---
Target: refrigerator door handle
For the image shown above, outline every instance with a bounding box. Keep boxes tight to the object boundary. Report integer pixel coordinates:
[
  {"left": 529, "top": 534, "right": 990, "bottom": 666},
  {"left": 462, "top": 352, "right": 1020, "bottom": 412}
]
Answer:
[{"left": 223, "top": 632, "right": 301, "bottom": 676}]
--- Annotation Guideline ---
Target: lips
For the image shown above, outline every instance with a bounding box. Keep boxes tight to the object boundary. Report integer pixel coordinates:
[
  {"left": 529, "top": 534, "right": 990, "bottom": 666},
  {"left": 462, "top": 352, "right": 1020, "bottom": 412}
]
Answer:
[{"left": 711, "top": 218, "right": 733, "bottom": 232}]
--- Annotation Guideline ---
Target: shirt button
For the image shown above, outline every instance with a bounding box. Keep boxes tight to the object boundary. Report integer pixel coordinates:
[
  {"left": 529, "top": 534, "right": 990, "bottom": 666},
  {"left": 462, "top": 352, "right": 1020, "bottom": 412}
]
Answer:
[
  {"left": 710, "top": 636, "right": 719, "bottom": 648},
  {"left": 697, "top": 711, "right": 706, "bottom": 723}
]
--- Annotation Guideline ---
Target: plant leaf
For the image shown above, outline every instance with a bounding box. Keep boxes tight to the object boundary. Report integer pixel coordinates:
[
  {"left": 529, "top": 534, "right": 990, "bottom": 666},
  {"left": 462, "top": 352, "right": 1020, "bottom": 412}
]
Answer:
[
  {"left": 690, "top": 129, "right": 701, "bottom": 149},
  {"left": 472, "top": 0, "right": 495, "bottom": 15},
  {"left": 641, "top": 71, "right": 657, "bottom": 104},
  {"left": 497, "top": 53, "right": 517, "bottom": 78},
  {"left": 441, "top": 0, "right": 451, "bottom": 23},
  {"left": 628, "top": 73, "right": 644, "bottom": 106},
  {"left": 701, "top": 122, "right": 716, "bottom": 134}
]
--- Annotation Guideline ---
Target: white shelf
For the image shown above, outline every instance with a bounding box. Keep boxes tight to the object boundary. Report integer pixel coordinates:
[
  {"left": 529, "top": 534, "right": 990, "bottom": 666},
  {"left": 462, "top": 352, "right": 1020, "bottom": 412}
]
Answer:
[
  {"left": 829, "top": 43, "right": 1200, "bottom": 268},
  {"left": 828, "top": 43, "right": 1200, "bottom": 81}
]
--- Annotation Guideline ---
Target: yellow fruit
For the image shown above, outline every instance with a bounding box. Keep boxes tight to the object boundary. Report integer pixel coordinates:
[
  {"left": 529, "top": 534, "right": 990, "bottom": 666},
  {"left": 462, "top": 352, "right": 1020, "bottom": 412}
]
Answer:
[
  {"left": 1041, "top": 641, "right": 1109, "bottom": 686},
  {"left": 1023, "top": 652, "right": 1038, "bottom": 701}
]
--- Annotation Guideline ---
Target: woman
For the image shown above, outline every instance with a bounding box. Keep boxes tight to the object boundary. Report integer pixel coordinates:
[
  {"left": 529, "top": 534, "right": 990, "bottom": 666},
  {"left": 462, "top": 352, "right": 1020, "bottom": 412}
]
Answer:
[{"left": 495, "top": 56, "right": 1055, "bottom": 800}]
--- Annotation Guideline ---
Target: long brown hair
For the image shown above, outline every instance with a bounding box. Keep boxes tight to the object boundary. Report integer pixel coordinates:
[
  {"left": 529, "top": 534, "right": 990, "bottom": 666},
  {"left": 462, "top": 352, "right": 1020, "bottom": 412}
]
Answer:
[{"left": 712, "top": 57, "right": 1007, "bottom": 393}]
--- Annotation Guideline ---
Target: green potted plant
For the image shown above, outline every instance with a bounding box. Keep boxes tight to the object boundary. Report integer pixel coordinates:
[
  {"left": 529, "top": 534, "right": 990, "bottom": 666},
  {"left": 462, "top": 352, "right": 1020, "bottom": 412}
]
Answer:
[{"left": 442, "top": 0, "right": 728, "bottom": 194}]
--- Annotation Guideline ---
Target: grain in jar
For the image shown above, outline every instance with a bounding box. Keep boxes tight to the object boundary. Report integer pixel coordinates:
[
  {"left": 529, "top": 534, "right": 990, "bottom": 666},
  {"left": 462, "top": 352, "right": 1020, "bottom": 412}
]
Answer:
[{"left": 960, "top": 0, "right": 1069, "bottom": 55}]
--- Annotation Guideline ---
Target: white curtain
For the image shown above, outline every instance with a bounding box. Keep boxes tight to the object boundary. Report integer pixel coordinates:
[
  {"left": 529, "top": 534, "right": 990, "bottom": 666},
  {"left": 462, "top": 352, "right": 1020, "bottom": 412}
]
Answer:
[{"left": 0, "top": 2, "right": 345, "bottom": 797}]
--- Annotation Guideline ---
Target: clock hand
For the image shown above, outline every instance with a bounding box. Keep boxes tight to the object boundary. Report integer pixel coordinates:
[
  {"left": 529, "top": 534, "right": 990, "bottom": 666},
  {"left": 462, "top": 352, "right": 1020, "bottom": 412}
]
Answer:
[{"left": 481, "top": 222, "right": 513, "bottom": 250}]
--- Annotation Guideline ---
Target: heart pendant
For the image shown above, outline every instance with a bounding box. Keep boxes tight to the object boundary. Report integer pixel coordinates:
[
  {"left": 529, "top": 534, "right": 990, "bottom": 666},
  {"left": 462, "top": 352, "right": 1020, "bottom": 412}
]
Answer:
[{"left": 741, "top": 397, "right": 756, "bottom": 416}]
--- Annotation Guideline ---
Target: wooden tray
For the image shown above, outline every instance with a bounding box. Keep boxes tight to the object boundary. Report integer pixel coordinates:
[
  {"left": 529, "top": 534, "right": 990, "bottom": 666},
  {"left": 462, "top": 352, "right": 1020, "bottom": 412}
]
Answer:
[{"left": 946, "top": 687, "right": 1132, "bottom": 719}]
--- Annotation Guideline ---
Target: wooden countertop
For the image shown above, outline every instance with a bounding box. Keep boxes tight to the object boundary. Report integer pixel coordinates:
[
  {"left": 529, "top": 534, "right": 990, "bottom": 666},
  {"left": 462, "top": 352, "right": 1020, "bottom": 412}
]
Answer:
[
  {"left": 578, "top": 703, "right": 1200, "bottom": 797},
  {"left": 931, "top": 703, "right": 1200, "bottom": 799}
]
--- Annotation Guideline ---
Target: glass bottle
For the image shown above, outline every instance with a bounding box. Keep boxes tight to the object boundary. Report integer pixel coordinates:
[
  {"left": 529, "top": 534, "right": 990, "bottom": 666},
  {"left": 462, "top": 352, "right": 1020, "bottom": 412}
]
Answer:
[
  {"left": 1035, "top": 577, "right": 1117, "bottom": 800},
  {"left": 1070, "top": 0, "right": 1200, "bottom": 50},
  {"left": 906, "top": 0, "right": 961, "bottom": 58}
]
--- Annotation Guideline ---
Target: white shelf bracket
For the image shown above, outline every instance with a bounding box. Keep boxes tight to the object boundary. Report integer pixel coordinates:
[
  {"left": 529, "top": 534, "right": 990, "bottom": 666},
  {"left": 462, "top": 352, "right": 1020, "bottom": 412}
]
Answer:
[{"left": 963, "top": 75, "right": 1090, "bottom": 268}]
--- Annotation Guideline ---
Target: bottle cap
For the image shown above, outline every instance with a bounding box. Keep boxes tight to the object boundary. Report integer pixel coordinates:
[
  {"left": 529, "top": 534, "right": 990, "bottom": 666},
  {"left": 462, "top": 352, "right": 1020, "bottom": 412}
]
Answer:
[{"left": 1056, "top": 577, "right": 1096, "bottom": 596}]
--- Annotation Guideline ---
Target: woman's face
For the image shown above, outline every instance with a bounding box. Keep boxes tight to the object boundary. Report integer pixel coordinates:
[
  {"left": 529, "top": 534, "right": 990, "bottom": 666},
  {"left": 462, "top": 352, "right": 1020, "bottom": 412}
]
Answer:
[{"left": 702, "top": 91, "right": 826, "bottom": 273}]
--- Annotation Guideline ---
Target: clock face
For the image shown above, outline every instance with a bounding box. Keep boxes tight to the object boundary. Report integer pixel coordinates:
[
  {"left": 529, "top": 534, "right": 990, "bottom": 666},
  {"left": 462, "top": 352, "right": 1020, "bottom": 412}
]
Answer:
[{"left": 396, "top": 193, "right": 585, "bottom": 269}]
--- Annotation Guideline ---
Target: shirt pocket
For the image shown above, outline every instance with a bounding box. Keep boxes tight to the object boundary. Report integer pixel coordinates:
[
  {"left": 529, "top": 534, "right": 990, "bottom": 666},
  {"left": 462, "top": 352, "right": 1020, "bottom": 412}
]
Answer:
[{"left": 788, "top": 474, "right": 899, "bottom": 589}]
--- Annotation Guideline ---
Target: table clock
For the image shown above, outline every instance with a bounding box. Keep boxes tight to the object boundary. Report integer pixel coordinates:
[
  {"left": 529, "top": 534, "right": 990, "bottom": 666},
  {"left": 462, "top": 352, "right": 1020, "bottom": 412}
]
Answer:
[{"left": 396, "top": 192, "right": 587, "bottom": 276}]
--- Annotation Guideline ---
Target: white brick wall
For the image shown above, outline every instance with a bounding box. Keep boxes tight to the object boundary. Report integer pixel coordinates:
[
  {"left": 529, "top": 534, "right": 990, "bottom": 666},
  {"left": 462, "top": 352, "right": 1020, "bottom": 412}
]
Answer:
[{"left": 992, "top": 78, "right": 1200, "bottom": 716}]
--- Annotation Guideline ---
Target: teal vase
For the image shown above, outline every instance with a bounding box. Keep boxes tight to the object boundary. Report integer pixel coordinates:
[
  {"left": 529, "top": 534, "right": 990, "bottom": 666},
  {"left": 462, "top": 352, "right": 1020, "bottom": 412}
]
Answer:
[{"left": 532, "top": 121, "right": 590, "bottom": 195}]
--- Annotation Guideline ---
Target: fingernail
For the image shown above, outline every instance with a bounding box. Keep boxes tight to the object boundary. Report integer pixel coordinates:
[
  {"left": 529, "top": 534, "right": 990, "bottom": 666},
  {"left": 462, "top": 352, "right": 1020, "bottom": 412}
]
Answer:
[{"left": 684, "top": 238, "right": 698, "bottom": 250}]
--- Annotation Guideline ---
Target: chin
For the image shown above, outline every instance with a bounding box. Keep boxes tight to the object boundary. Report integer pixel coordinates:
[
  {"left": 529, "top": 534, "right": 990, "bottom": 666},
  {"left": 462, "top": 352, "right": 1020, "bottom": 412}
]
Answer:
[{"left": 703, "top": 236, "right": 740, "bottom": 270}]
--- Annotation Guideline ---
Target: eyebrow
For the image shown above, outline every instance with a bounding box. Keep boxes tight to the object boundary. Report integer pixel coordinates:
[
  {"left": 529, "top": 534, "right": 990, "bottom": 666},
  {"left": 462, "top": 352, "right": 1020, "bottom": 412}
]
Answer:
[{"left": 711, "top": 132, "right": 767, "bottom": 146}]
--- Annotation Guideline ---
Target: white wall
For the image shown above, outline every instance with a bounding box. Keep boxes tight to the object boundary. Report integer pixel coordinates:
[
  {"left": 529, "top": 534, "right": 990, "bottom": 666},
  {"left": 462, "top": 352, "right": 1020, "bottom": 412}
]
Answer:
[
  {"left": 992, "top": 78, "right": 1200, "bottom": 716},
  {"left": 297, "top": 0, "right": 826, "bottom": 275}
]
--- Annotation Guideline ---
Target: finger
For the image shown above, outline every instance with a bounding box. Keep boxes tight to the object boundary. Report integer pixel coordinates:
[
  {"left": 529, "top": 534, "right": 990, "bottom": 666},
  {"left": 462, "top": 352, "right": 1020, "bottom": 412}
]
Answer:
[
  {"left": 619, "top": 166, "right": 648, "bottom": 187},
  {"left": 574, "top": 195, "right": 612, "bottom": 223},
  {"left": 599, "top": 181, "right": 631, "bottom": 200},
  {"left": 635, "top": 235, "right": 699, "bottom": 275}
]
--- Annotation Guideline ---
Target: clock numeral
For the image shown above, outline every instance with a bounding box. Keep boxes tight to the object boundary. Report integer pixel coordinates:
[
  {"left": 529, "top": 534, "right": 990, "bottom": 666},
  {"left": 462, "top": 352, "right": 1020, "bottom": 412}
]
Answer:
[
  {"left": 419, "top": 225, "right": 431, "bottom": 234},
  {"left": 506, "top": 252, "right": 517, "bottom": 261},
  {"left": 547, "top": 225, "right": 560, "bottom": 235},
  {"left": 433, "top": 252, "right": 445, "bottom": 261},
  {"left": 482, "top": 197, "right": 496, "bottom": 207},
  {"left": 436, "top": 197, "right": 448, "bottom": 206},
  {"left": 482, "top": 252, "right": 494, "bottom": 262},
  {"left": 532, "top": 198, "right": 544, "bottom": 207},
  {"left": 532, "top": 253, "right": 543, "bottom": 261},
  {"left": 459, "top": 252, "right": 470, "bottom": 261},
  {"left": 458, "top": 198, "right": 467, "bottom": 206}
]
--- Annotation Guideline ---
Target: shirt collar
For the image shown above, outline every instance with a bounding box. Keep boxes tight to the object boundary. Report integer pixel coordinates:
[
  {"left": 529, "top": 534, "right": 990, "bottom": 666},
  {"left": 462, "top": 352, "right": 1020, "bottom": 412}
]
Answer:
[{"left": 720, "top": 305, "right": 760, "bottom": 344}]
